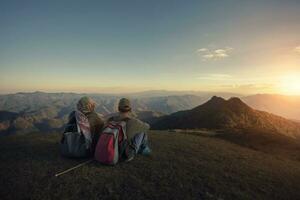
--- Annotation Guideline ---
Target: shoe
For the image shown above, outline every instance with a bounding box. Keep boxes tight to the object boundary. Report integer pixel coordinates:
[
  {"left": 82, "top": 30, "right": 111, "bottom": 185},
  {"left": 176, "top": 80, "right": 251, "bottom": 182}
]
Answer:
[
  {"left": 125, "top": 146, "right": 135, "bottom": 162},
  {"left": 125, "top": 155, "right": 134, "bottom": 162},
  {"left": 140, "top": 146, "right": 151, "bottom": 156}
]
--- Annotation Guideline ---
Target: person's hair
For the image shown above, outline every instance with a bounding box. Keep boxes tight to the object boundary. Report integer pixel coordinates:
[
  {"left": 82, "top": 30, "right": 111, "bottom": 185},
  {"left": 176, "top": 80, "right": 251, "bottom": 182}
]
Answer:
[{"left": 118, "top": 98, "right": 131, "bottom": 113}]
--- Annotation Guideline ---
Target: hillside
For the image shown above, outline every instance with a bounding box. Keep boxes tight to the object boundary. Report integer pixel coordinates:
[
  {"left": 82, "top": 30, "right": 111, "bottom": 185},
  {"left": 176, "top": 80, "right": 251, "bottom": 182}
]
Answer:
[
  {"left": 152, "top": 96, "right": 300, "bottom": 139},
  {"left": 1, "top": 131, "right": 300, "bottom": 200},
  {"left": 0, "top": 106, "right": 68, "bottom": 135}
]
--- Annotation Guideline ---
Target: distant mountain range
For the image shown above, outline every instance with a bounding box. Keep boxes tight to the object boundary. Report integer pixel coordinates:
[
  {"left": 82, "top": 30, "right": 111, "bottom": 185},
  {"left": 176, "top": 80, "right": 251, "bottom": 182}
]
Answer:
[
  {"left": 0, "top": 91, "right": 211, "bottom": 135},
  {"left": 152, "top": 96, "right": 300, "bottom": 139},
  {"left": 0, "top": 91, "right": 239, "bottom": 114},
  {"left": 0, "top": 91, "right": 300, "bottom": 135}
]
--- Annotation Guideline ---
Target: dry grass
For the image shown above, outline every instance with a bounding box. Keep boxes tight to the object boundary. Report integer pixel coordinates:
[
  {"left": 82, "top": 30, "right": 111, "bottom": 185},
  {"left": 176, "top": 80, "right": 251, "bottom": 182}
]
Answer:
[{"left": 1, "top": 131, "right": 300, "bottom": 200}]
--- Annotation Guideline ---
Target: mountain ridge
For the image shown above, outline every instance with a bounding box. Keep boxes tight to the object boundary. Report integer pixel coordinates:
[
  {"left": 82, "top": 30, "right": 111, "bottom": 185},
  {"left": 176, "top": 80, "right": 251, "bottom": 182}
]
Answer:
[
  {"left": 152, "top": 96, "right": 300, "bottom": 139},
  {"left": 1, "top": 92, "right": 300, "bottom": 135}
]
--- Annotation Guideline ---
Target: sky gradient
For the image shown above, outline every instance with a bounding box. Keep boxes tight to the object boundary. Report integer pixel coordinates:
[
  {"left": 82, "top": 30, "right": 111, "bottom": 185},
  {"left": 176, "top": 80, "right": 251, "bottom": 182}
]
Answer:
[{"left": 1, "top": 0, "right": 300, "bottom": 95}]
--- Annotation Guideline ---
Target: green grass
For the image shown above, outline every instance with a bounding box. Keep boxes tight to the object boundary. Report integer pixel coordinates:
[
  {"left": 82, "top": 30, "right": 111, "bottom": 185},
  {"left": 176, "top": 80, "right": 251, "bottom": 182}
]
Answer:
[{"left": 1, "top": 131, "right": 300, "bottom": 200}]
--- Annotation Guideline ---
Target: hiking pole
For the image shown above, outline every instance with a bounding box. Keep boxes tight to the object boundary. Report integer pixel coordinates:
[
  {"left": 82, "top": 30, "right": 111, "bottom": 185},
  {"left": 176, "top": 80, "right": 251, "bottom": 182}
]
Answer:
[{"left": 55, "top": 159, "right": 93, "bottom": 177}]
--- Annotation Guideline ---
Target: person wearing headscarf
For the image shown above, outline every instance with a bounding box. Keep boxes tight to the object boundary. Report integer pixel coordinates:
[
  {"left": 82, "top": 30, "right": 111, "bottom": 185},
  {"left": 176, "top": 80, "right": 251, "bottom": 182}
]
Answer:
[{"left": 76, "top": 96, "right": 104, "bottom": 152}]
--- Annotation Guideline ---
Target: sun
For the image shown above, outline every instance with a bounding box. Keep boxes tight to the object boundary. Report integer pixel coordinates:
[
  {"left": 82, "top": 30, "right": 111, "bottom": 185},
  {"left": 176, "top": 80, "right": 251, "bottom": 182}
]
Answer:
[{"left": 279, "top": 73, "right": 300, "bottom": 95}]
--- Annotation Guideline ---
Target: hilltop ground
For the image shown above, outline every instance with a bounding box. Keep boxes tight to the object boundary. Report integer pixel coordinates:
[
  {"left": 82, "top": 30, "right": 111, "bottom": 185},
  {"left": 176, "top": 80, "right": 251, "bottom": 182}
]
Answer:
[{"left": 1, "top": 131, "right": 300, "bottom": 200}]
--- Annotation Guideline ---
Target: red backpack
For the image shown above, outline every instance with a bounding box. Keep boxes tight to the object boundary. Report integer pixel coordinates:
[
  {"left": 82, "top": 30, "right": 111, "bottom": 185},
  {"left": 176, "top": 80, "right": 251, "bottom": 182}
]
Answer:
[{"left": 94, "top": 121, "right": 127, "bottom": 165}]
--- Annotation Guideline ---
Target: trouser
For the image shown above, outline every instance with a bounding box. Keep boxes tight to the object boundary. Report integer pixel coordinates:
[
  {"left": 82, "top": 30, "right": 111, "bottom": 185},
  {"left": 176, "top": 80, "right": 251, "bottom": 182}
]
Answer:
[{"left": 130, "top": 132, "right": 148, "bottom": 154}]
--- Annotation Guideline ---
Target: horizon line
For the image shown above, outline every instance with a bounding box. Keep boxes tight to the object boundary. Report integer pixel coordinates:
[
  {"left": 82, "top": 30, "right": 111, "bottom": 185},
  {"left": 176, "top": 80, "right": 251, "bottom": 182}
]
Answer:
[{"left": 0, "top": 90, "right": 299, "bottom": 97}]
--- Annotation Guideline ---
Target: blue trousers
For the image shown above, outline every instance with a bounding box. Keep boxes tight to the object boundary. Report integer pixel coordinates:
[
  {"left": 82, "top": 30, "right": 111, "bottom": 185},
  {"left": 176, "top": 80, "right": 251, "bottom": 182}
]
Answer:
[{"left": 130, "top": 132, "right": 148, "bottom": 154}]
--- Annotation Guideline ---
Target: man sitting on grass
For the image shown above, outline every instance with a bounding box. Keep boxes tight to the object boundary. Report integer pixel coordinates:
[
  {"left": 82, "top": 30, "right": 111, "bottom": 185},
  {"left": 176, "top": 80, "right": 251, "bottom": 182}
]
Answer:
[{"left": 108, "top": 98, "right": 151, "bottom": 161}]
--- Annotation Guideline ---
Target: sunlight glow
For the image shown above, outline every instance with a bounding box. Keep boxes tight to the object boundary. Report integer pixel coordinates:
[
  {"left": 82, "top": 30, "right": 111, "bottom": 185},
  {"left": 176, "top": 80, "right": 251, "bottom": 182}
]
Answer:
[{"left": 279, "top": 73, "right": 300, "bottom": 95}]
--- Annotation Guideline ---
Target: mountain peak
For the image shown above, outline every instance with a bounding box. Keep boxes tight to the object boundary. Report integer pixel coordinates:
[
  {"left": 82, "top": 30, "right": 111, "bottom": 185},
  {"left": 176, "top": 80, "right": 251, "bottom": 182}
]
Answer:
[
  {"left": 206, "top": 96, "right": 250, "bottom": 110},
  {"left": 206, "top": 96, "right": 226, "bottom": 105},
  {"left": 208, "top": 96, "right": 245, "bottom": 105},
  {"left": 228, "top": 97, "right": 248, "bottom": 106},
  {"left": 210, "top": 96, "right": 225, "bottom": 101}
]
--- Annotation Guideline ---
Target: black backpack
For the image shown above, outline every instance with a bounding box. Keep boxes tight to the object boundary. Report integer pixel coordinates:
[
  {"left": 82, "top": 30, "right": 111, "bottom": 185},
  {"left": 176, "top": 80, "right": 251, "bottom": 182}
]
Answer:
[{"left": 60, "top": 111, "right": 92, "bottom": 158}]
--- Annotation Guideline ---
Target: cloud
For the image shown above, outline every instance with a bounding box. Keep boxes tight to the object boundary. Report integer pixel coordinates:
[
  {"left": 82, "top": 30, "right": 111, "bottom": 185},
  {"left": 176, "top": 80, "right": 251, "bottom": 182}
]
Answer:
[
  {"left": 202, "top": 54, "right": 214, "bottom": 58},
  {"left": 197, "top": 73, "right": 233, "bottom": 81},
  {"left": 217, "top": 83, "right": 276, "bottom": 94},
  {"left": 221, "top": 83, "right": 274, "bottom": 90},
  {"left": 196, "top": 47, "right": 233, "bottom": 60},
  {"left": 295, "top": 46, "right": 300, "bottom": 53},
  {"left": 196, "top": 48, "right": 208, "bottom": 52},
  {"left": 214, "top": 49, "right": 226, "bottom": 54}
]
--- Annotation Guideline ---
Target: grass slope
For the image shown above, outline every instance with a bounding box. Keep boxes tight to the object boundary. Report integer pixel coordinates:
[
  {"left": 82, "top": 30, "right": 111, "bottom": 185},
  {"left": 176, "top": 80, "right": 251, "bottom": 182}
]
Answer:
[{"left": 1, "top": 131, "right": 300, "bottom": 200}]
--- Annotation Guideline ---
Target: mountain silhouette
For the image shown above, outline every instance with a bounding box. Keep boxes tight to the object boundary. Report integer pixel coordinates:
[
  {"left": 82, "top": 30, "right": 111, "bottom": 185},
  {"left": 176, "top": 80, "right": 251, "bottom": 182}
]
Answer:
[{"left": 152, "top": 96, "right": 300, "bottom": 139}]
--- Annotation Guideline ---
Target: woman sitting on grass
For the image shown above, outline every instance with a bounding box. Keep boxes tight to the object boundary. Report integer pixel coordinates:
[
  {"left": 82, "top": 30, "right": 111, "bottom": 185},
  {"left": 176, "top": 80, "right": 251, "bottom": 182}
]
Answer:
[{"left": 65, "top": 96, "right": 104, "bottom": 154}]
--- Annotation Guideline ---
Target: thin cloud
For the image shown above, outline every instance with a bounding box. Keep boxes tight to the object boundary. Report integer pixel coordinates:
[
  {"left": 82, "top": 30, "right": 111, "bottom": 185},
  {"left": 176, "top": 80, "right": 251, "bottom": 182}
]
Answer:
[
  {"left": 202, "top": 54, "right": 214, "bottom": 58},
  {"left": 196, "top": 48, "right": 208, "bottom": 52},
  {"left": 196, "top": 47, "right": 233, "bottom": 60},
  {"left": 220, "top": 83, "right": 274, "bottom": 90},
  {"left": 197, "top": 73, "right": 233, "bottom": 81},
  {"left": 218, "top": 83, "right": 276, "bottom": 94},
  {"left": 215, "top": 49, "right": 226, "bottom": 54}
]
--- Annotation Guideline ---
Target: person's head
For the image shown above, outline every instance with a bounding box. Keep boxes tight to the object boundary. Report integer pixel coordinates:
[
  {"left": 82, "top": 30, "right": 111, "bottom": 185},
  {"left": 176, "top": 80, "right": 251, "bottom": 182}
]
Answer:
[
  {"left": 118, "top": 98, "right": 131, "bottom": 113},
  {"left": 77, "top": 96, "right": 96, "bottom": 114}
]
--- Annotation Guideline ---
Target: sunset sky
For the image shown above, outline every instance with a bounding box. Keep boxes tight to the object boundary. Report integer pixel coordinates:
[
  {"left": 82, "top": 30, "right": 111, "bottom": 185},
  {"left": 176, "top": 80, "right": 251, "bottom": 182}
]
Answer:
[{"left": 0, "top": 0, "right": 300, "bottom": 95}]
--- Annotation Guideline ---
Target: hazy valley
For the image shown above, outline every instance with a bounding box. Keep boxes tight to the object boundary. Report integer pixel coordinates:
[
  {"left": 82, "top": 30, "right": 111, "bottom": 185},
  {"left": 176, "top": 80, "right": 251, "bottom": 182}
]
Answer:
[{"left": 0, "top": 91, "right": 300, "bottom": 136}]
